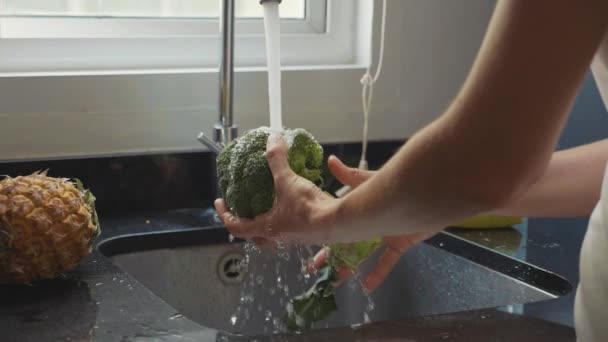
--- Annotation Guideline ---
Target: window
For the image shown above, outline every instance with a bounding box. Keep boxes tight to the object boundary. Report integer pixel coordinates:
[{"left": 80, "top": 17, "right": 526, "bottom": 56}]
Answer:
[
  {"left": 0, "top": 0, "right": 392, "bottom": 161},
  {"left": 0, "top": 0, "right": 306, "bottom": 19},
  {"left": 0, "top": 0, "right": 358, "bottom": 73}
]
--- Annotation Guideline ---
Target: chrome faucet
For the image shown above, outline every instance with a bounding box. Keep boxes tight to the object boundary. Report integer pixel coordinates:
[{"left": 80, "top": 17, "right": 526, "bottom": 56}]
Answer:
[
  {"left": 198, "top": 0, "right": 281, "bottom": 154},
  {"left": 197, "top": 0, "right": 237, "bottom": 153}
]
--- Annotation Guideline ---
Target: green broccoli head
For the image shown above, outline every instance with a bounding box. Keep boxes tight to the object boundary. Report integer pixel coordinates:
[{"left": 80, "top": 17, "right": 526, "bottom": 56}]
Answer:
[{"left": 216, "top": 127, "right": 324, "bottom": 219}]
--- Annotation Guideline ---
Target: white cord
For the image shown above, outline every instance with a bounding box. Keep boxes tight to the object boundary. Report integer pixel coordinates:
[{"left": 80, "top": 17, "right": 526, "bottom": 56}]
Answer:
[
  {"left": 359, "top": 0, "right": 388, "bottom": 170},
  {"left": 336, "top": 0, "right": 388, "bottom": 198}
]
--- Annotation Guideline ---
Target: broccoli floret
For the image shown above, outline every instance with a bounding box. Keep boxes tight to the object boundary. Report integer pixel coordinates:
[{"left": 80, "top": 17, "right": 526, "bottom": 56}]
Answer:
[{"left": 216, "top": 127, "right": 324, "bottom": 219}]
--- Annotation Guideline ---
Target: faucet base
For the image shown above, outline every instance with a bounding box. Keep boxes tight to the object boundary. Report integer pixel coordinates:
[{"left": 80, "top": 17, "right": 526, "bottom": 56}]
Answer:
[{"left": 214, "top": 123, "right": 238, "bottom": 147}]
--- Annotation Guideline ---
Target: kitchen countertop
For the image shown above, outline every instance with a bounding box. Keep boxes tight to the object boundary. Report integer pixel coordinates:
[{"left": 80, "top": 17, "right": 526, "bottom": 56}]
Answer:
[{"left": 0, "top": 210, "right": 579, "bottom": 342}]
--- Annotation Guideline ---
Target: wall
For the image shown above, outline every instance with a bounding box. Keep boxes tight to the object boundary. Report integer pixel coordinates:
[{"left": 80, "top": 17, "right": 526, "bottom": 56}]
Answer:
[{"left": 0, "top": 0, "right": 496, "bottom": 161}]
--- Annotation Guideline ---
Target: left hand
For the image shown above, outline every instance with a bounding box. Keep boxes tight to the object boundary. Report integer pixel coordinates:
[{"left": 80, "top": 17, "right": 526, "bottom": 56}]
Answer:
[
  {"left": 312, "top": 232, "right": 434, "bottom": 292},
  {"left": 309, "top": 156, "right": 434, "bottom": 291},
  {"left": 215, "top": 133, "right": 340, "bottom": 245}
]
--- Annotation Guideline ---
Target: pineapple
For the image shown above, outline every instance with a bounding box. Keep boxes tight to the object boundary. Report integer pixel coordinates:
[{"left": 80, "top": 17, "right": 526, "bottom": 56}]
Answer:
[{"left": 0, "top": 171, "right": 99, "bottom": 284}]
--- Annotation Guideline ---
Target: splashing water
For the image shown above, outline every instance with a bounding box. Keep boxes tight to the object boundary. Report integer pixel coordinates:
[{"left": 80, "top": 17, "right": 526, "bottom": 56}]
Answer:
[
  {"left": 351, "top": 271, "right": 376, "bottom": 321},
  {"left": 226, "top": 241, "right": 317, "bottom": 334}
]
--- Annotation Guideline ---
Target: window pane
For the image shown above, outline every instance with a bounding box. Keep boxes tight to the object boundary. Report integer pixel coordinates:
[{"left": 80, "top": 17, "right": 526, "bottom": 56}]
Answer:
[{"left": 0, "top": 0, "right": 306, "bottom": 19}]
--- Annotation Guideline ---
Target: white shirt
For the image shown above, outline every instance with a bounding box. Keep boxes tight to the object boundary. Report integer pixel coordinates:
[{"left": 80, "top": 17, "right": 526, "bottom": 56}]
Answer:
[{"left": 575, "top": 34, "right": 608, "bottom": 341}]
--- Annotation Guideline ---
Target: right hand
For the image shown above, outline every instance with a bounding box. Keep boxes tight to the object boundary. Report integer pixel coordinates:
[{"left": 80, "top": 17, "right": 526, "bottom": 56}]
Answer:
[{"left": 313, "top": 156, "right": 435, "bottom": 292}]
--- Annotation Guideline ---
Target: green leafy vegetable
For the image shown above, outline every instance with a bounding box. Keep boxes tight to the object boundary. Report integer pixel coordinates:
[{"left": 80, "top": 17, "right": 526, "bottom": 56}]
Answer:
[
  {"left": 285, "top": 265, "right": 337, "bottom": 331},
  {"left": 216, "top": 127, "right": 324, "bottom": 219},
  {"left": 286, "top": 238, "right": 382, "bottom": 331}
]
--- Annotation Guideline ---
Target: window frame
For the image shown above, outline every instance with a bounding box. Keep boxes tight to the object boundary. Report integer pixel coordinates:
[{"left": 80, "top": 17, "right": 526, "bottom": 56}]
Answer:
[
  {"left": 0, "top": 0, "right": 428, "bottom": 162},
  {"left": 0, "top": 0, "right": 359, "bottom": 74}
]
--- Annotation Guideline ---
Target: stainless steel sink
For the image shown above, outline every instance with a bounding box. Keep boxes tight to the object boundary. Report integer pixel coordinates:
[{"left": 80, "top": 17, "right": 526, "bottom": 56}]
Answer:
[{"left": 97, "top": 227, "right": 571, "bottom": 336}]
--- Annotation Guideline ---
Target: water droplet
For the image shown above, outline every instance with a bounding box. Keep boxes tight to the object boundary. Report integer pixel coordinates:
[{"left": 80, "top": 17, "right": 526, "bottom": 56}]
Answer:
[
  {"left": 230, "top": 315, "right": 238, "bottom": 325},
  {"left": 265, "top": 310, "right": 272, "bottom": 322},
  {"left": 169, "top": 314, "right": 184, "bottom": 320},
  {"left": 363, "top": 312, "right": 371, "bottom": 323},
  {"left": 95, "top": 282, "right": 103, "bottom": 286},
  {"left": 439, "top": 242, "right": 445, "bottom": 247},
  {"left": 256, "top": 275, "right": 263, "bottom": 285},
  {"left": 228, "top": 234, "right": 235, "bottom": 242},
  {"left": 433, "top": 332, "right": 451, "bottom": 340}
]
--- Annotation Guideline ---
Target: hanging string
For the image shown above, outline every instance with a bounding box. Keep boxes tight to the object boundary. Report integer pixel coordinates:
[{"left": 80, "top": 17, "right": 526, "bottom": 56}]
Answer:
[
  {"left": 359, "top": 0, "right": 388, "bottom": 170},
  {"left": 335, "top": 0, "right": 388, "bottom": 198}
]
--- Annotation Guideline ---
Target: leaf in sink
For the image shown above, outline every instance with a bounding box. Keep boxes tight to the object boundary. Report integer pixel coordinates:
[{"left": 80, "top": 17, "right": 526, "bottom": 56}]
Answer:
[
  {"left": 285, "top": 265, "right": 337, "bottom": 331},
  {"left": 285, "top": 238, "right": 382, "bottom": 331}
]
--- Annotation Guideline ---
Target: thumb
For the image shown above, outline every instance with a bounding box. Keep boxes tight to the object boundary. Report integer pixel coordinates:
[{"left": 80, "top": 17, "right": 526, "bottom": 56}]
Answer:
[
  {"left": 328, "top": 155, "right": 374, "bottom": 188},
  {"left": 266, "top": 132, "right": 296, "bottom": 185}
]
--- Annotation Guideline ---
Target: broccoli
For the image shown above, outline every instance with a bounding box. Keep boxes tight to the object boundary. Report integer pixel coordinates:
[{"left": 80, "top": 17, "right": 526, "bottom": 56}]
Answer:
[
  {"left": 216, "top": 126, "right": 324, "bottom": 219},
  {"left": 216, "top": 126, "right": 378, "bottom": 330}
]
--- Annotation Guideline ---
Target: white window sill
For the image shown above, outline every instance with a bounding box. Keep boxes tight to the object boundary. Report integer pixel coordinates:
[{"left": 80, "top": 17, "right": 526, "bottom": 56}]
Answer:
[{"left": 0, "top": 63, "right": 367, "bottom": 78}]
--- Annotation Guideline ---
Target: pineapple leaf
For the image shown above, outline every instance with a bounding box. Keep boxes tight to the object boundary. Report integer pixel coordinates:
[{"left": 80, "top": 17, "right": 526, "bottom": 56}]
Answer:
[{"left": 73, "top": 178, "right": 100, "bottom": 235}]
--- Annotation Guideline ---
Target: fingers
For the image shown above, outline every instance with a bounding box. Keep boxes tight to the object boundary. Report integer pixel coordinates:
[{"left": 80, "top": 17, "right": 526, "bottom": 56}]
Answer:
[
  {"left": 364, "top": 245, "right": 403, "bottom": 292},
  {"left": 266, "top": 133, "right": 296, "bottom": 187},
  {"left": 363, "top": 232, "right": 435, "bottom": 292},
  {"left": 334, "top": 267, "right": 354, "bottom": 287},
  {"left": 327, "top": 155, "right": 374, "bottom": 188},
  {"left": 311, "top": 246, "right": 352, "bottom": 286},
  {"left": 214, "top": 198, "right": 273, "bottom": 240},
  {"left": 312, "top": 247, "right": 330, "bottom": 271}
]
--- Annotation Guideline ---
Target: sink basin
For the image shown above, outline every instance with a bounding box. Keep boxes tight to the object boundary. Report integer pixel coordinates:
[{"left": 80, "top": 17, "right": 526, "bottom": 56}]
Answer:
[{"left": 98, "top": 226, "right": 571, "bottom": 336}]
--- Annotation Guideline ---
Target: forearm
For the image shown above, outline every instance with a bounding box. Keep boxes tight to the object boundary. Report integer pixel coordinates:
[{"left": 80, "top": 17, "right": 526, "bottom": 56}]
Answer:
[
  {"left": 329, "top": 118, "right": 496, "bottom": 242},
  {"left": 324, "top": 1, "right": 608, "bottom": 242},
  {"left": 493, "top": 140, "right": 608, "bottom": 217}
]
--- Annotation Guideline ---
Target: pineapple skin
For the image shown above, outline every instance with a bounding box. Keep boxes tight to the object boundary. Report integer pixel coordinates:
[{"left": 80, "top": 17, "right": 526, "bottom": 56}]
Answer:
[{"left": 0, "top": 172, "right": 99, "bottom": 284}]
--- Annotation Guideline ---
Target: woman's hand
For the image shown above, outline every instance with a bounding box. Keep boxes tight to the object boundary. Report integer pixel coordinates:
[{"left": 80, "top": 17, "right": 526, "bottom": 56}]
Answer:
[
  {"left": 215, "top": 133, "right": 341, "bottom": 245},
  {"left": 313, "top": 156, "right": 435, "bottom": 292}
]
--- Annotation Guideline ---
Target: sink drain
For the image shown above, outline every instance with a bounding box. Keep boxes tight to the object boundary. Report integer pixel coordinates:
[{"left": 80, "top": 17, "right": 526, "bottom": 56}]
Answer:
[{"left": 218, "top": 252, "right": 245, "bottom": 285}]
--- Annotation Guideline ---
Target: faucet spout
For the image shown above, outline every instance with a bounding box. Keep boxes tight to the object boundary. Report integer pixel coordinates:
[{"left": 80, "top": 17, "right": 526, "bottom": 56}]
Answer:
[
  {"left": 198, "top": 0, "right": 238, "bottom": 153},
  {"left": 216, "top": 0, "right": 237, "bottom": 146}
]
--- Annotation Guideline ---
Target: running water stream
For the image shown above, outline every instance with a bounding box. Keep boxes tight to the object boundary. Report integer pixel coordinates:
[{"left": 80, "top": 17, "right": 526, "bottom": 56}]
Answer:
[{"left": 225, "top": 1, "right": 375, "bottom": 334}]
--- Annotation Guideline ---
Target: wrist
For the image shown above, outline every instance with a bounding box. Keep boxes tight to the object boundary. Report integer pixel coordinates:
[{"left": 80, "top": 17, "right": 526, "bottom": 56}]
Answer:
[{"left": 312, "top": 196, "right": 344, "bottom": 243}]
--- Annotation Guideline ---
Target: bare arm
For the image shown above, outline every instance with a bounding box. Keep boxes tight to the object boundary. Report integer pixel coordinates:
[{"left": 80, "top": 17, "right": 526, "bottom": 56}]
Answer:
[
  {"left": 492, "top": 139, "right": 608, "bottom": 217},
  {"left": 328, "top": 0, "right": 608, "bottom": 242},
  {"left": 220, "top": 0, "right": 608, "bottom": 246}
]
